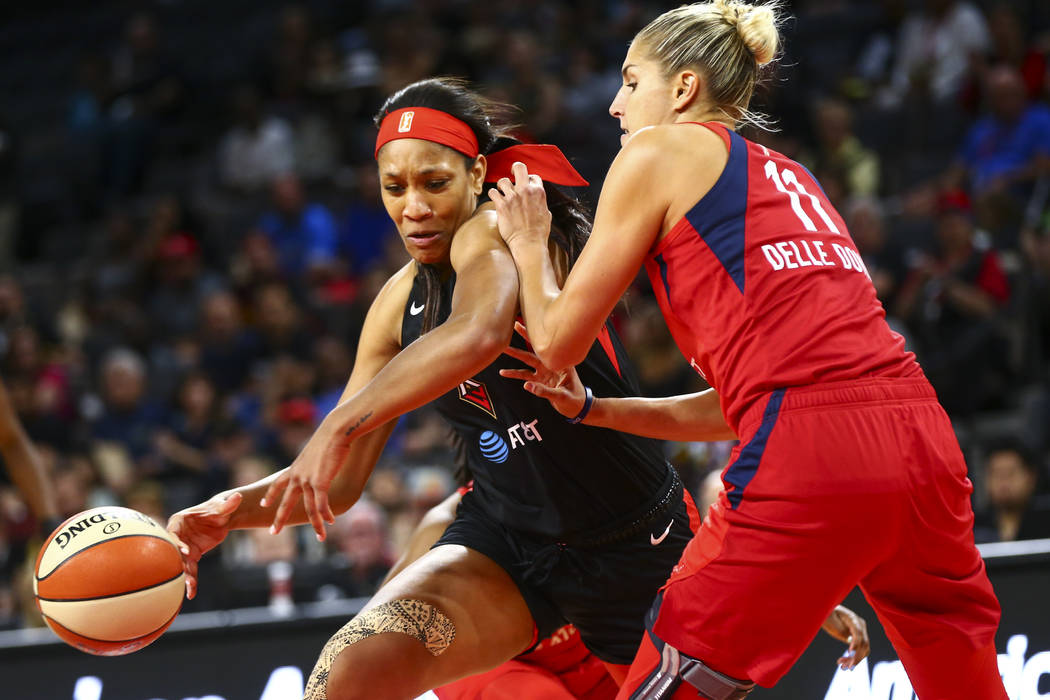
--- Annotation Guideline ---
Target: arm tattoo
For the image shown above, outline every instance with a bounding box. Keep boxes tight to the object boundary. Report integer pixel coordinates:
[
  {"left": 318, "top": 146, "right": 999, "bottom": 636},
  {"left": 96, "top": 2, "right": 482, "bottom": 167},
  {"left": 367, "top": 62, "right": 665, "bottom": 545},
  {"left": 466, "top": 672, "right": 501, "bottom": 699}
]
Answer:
[{"left": 344, "top": 411, "right": 373, "bottom": 436}]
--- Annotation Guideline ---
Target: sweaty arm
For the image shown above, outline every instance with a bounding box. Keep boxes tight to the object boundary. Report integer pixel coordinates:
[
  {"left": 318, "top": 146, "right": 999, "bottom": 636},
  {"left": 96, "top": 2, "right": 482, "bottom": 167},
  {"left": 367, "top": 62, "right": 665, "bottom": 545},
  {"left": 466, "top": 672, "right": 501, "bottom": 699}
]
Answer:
[
  {"left": 501, "top": 340, "right": 735, "bottom": 442},
  {"left": 261, "top": 211, "right": 523, "bottom": 538},
  {"left": 495, "top": 132, "right": 672, "bottom": 371},
  {"left": 316, "top": 211, "right": 519, "bottom": 442},
  {"left": 585, "top": 390, "right": 736, "bottom": 442},
  {"left": 214, "top": 276, "right": 408, "bottom": 532}
]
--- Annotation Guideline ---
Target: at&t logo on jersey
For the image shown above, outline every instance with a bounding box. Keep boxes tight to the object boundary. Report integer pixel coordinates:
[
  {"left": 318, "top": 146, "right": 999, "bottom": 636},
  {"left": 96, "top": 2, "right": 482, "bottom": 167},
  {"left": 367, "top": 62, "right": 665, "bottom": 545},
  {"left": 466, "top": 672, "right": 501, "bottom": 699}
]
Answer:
[
  {"left": 479, "top": 430, "right": 509, "bottom": 463},
  {"left": 478, "top": 421, "right": 544, "bottom": 463}
]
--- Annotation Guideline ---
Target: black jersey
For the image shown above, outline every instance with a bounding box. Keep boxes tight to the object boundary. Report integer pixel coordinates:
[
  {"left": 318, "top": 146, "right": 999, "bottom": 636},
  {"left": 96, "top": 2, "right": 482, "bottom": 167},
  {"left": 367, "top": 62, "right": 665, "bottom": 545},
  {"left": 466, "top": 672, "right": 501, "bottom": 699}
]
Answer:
[{"left": 401, "top": 268, "right": 672, "bottom": 540}]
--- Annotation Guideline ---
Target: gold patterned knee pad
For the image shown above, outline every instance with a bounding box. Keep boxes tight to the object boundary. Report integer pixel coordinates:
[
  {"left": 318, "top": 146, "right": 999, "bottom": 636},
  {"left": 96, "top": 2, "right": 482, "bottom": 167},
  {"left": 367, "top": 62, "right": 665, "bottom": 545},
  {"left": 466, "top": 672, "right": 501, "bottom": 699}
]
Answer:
[{"left": 303, "top": 598, "right": 456, "bottom": 699}]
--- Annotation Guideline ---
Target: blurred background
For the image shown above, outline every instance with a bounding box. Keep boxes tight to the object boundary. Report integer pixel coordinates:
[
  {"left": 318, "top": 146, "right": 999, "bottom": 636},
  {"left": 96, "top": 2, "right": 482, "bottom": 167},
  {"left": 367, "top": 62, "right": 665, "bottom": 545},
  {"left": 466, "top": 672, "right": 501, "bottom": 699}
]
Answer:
[{"left": 0, "top": 0, "right": 1049, "bottom": 632}]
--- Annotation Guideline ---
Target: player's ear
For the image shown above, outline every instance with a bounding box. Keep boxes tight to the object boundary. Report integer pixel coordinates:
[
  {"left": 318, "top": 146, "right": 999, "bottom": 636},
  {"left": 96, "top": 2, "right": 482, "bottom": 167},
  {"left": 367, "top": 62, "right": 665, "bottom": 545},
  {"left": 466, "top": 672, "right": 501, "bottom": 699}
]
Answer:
[
  {"left": 672, "top": 70, "right": 701, "bottom": 112},
  {"left": 470, "top": 154, "right": 487, "bottom": 196}
]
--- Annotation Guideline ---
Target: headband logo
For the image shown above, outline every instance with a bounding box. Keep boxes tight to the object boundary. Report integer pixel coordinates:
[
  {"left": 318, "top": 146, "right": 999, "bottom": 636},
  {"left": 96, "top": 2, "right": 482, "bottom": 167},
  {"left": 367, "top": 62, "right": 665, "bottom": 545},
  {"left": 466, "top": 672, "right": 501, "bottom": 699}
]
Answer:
[{"left": 398, "top": 111, "right": 415, "bottom": 133}]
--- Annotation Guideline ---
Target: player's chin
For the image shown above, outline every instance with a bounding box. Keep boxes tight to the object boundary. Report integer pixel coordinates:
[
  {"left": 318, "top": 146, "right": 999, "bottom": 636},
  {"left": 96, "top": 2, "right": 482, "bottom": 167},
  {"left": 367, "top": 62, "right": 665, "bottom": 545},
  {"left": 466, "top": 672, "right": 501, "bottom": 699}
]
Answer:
[{"left": 405, "top": 241, "right": 450, "bottom": 265}]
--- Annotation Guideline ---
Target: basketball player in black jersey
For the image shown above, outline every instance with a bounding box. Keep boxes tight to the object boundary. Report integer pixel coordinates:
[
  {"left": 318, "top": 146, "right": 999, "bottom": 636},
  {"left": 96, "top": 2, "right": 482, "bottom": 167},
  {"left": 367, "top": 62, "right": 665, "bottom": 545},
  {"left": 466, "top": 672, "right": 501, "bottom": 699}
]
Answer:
[{"left": 168, "top": 79, "right": 864, "bottom": 700}]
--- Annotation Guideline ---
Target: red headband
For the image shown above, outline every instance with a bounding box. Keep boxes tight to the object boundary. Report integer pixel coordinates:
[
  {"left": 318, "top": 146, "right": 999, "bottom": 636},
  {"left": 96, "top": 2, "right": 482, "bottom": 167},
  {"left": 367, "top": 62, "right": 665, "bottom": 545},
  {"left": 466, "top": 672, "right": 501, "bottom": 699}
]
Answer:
[{"left": 375, "top": 107, "right": 588, "bottom": 187}]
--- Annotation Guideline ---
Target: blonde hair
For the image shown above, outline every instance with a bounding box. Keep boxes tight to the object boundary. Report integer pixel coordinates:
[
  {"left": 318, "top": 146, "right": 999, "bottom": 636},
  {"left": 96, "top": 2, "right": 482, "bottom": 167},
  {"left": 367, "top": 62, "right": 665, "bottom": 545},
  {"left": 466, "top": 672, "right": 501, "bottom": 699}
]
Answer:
[{"left": 634, "top": 1, "right": 782, "bottom": 128}]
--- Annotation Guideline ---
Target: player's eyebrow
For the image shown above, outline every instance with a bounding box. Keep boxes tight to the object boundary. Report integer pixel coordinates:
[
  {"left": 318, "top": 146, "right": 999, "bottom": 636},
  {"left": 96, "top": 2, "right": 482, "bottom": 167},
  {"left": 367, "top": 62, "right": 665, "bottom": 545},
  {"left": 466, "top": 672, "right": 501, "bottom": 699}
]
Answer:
[{"left": 621, "top": 64, "right": 637, "bottom": 78}]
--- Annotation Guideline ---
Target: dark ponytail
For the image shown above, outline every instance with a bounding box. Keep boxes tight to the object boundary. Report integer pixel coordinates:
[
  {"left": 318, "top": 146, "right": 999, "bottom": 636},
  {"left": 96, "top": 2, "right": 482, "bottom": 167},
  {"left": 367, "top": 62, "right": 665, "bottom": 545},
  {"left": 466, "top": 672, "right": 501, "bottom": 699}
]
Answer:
[{"left": 375, "top": 78, "right": 591, "bottom": 333}]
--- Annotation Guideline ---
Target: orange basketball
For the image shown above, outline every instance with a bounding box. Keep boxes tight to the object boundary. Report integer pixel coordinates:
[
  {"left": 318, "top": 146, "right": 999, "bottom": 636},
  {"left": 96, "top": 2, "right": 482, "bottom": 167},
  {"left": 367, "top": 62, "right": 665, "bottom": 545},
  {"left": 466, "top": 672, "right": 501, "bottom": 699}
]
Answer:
[{"left": 33, "top": 506, "right": 186, "bottom": 656}]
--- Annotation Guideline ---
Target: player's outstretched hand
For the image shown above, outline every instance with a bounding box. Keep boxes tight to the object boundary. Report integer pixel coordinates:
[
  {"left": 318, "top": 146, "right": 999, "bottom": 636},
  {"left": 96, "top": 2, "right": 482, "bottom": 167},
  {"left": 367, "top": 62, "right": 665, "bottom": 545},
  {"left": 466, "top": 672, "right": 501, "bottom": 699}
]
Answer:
[
  {"left": 489, "top": 161, "right": 553, "bottom": 249},
  {"left": 167, "top": 491, "right": 242, "bottom": 600},
  {"left": 821, "top": 604, "right": 870, "bottom": 670},
  {"left": 500, "top": 322, "right": 587, "bottom": 418},
  {"left": 261, "top": 422, "right": 349, "bottom": 542}
]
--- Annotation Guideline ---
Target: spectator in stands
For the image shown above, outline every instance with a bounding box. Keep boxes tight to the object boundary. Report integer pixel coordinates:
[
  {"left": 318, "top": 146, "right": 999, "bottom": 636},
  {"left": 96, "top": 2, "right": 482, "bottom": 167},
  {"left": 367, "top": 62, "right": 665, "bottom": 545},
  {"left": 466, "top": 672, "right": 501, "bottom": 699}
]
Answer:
[
  {"left": 88, "top": 347, "right": 166, "bottom": 492},
  {"left": 269, "top": 396, "right": 318, "bottom": 466},
  {"left": 882, "top": 0, "right": 990, "bottom": 107},
  {"left": 252, "top": 281, "right": 313, "bottom": 365},
  {"left": 261, "top": 4, "right": 314, "bottom": 105},
  {"left": 104, "top": 12, "right": 186, "bottom": 196},
  {"left": 895, "top": 192, "right": 1011, "bottom": 414},
  {"left": 947, "top": 66, "right": 1050, "bottom": 240},
  {"left": 146, "top": 232, "right": 224, "bottom": 343},
  {"left": 153, "top": 371, "right": 223, "bottom": 511},
  {"left": 340, "top": 163, "right": 397, "bottom": 276},
  {"left": 974, "top": 440, "right": 1050, "bottom": 543},
  {"left": 977, "top": 3, "right": 1048, "bottom": 101},
  {"left": 1018, "top": 214, "right": 1050, "bottom": 453},
  {"left": 313, "top": 336, "right": 353, "bottom": 418},
  {"left": 327, "top": 498, "right": 395, "bottom": 598},
  {"left": 846, "top": 196, "right": 907, "bottom": 310},
  {"left": 218, "top": 84, "right": 295, "bottom": 193},
  {"left": 805, "top": 98, "right": 881, "bottom": 198},
  {"left": 256, "top": 174, "right": 339, "bottom": 280},
  {"left": 198, "top": 289, "right": 260, "bottom": 395}
]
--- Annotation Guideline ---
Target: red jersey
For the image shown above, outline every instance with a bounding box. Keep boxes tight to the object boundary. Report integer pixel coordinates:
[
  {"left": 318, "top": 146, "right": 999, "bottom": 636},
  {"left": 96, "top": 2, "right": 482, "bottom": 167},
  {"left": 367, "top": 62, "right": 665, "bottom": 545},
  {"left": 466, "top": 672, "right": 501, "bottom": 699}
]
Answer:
[{"left": 644, "top": 123, "right": 921, "bottom": 432}]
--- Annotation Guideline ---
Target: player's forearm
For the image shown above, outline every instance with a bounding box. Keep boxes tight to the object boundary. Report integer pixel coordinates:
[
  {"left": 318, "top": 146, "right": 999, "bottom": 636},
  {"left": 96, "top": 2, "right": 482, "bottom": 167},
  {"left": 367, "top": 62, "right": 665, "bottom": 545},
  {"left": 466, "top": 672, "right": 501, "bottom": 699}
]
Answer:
[
  {"left": 228, "top": 423, "right": 395, "bottom": 531},
  {"left": 323, "top": 315, "right": 509, "bottom": 443},
  {"left": 509, "top": 239, "right": 593, "bottom": 371},
  {"left": 585, "top": 389, "right": 737, "bottom": 442}
]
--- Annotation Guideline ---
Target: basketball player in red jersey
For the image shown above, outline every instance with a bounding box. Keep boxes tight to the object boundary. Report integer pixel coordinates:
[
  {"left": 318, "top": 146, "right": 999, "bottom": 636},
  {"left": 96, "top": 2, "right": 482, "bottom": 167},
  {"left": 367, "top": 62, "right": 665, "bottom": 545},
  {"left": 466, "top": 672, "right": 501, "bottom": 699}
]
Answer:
[{"left": 490, "top": 1, "right": 1009, "bottom": 698}]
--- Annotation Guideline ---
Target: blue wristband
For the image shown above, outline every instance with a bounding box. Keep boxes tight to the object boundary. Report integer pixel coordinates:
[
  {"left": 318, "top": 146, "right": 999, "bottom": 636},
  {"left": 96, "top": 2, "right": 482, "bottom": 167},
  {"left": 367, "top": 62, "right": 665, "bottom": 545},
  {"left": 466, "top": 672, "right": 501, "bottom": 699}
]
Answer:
[{"left": 566, "top": 386, "right": 594, "bottom": 424}]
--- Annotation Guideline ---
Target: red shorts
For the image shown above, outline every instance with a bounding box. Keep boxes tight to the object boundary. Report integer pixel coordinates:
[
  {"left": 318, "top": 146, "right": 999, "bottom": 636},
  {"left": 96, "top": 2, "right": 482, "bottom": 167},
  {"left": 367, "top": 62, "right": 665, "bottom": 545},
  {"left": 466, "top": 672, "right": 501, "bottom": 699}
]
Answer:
[
  {"left": 434, "top": 653, "right": 617, "bottom": 700},
  {"left": 625, "top": 377, "right": 1005, "bottom": 698},
  {"left": 436, "top": 624, "right": 618, "bottom": 700}
]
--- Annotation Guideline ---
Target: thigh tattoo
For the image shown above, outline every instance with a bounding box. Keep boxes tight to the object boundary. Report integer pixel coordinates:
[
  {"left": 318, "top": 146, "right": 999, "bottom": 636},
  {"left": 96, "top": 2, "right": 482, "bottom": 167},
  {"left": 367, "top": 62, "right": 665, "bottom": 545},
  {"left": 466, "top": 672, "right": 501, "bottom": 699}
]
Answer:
[{"left": 303, "top": 599, "right": 456, "bottom": 699}]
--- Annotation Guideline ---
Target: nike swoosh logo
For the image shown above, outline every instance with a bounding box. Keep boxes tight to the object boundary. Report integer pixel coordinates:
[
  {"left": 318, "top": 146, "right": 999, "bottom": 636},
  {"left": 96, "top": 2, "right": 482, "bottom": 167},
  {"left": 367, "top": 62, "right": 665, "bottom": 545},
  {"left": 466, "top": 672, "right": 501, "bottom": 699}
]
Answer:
[
  {"left": 410, "top": 301, "right": 425, "bottom": 316},
  {"left": 650, "top": 520, "right": 673, "bottom": 546}
]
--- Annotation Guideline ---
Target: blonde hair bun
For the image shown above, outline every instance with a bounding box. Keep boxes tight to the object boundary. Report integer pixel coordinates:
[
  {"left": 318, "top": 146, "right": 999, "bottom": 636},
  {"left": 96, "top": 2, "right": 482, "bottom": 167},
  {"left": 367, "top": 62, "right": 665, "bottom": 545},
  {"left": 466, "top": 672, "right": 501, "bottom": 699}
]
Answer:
[{"left": 715, "top": 0, "right": 779, "bottom": 66}]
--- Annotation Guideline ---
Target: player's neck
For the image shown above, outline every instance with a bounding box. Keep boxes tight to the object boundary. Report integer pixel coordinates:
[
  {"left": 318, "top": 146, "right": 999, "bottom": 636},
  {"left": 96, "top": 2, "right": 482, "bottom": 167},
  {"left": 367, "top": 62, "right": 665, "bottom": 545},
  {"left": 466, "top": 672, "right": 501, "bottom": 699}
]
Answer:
[{"left": 673, "top": 109, "right": 733, "bottom": 129}]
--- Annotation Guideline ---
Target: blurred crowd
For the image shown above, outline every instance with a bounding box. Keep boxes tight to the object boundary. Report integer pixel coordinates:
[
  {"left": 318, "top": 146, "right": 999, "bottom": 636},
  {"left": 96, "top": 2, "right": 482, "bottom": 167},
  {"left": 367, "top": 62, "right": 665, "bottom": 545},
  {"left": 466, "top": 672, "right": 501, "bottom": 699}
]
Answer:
[{"left": 1, "top": 0, "right": 1049, "bottom": 630}]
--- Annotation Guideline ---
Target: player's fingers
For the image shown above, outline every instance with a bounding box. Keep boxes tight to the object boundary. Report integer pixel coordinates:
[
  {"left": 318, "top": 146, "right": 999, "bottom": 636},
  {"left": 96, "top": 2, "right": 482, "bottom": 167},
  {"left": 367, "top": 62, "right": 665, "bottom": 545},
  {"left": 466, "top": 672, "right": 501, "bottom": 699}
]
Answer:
[
  {"left": 218, "top": 491, "right": 243, "bottom": 512},
  {"left": 523, "top": 381, "right": 562, "bottom": 402},
  {"left": 837, "top": 647, "right": 857, "bottom": 670},
  {"left": 488, "top": 187, "right": 503, "bottom": 205},
  {"left": 302, "top": 485, "right": 327, "bottom": 542},
  {"left": 512, "top": 161, "right": 529, "bottom": 187},
  {"left": 496, "top": 176, "right": 515, "bottom": 196},
  {"left": 502, "top": 345, "right": 541, "bottom": 368},
  {"left": 527, "top": 173, "right": 543, "bottom": 190},
  {"left": 514, "top": 320, "right": 532, "bottom": 345},
  {"left": 183, "top": 558, "right": 199, "bottom": 599},
  {"left": 317, "top": 490, "right": 336, "bottom": 525},
  {"left": 168, "top": 530, "right": 191, "bottom": 557},
  {"left": 260, "top": 471, "right": 289, "bottom": 508},
  {"left": 849, "top": 623, "right": 870, "bottom": 663},
  {"left": 499, "top": 368, "right": 534, "bottom": 382},
  {"left": 270, "top": 482, "right": 300, "bottom": 535}
]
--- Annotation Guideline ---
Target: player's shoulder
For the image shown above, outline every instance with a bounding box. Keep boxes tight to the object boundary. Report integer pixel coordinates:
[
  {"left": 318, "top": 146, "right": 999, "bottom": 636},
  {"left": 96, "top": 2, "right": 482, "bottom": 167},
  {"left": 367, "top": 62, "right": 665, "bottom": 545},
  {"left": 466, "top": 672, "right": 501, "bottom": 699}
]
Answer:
[
  {"left": 450, "top": 204, "right": 503, "bottom": 263},
  {"left": 455, "top": 205, "right": 499, "bottom": 243},
  {"left": 619, "top": 123, "right": 728, "bottom": 171},
  {"left": 370, "top": 261, "right": 416, "bottom": 317}
]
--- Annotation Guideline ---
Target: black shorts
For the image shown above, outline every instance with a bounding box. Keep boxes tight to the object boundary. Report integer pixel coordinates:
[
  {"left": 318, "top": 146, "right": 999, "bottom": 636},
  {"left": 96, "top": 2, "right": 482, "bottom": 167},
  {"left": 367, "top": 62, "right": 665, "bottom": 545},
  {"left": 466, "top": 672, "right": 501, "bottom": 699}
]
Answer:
[{"left": 434, "top": 468, "right": 695, "bottom": 664}]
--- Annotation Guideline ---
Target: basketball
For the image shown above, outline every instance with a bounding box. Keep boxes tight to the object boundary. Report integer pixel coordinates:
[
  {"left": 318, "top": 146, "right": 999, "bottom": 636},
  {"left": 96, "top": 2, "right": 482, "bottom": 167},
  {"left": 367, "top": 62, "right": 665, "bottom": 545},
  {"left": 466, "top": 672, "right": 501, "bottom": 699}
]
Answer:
[{"left": 33, "top": 506, "right": 186, "bottom": 656}]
